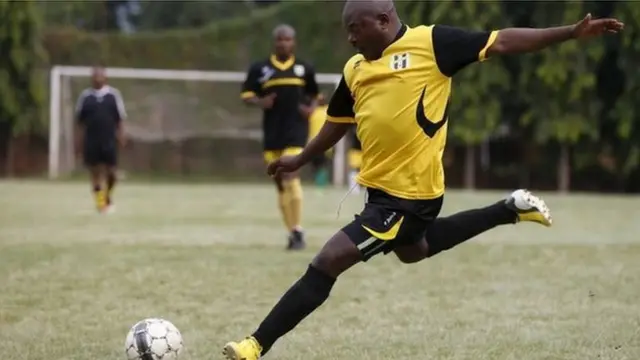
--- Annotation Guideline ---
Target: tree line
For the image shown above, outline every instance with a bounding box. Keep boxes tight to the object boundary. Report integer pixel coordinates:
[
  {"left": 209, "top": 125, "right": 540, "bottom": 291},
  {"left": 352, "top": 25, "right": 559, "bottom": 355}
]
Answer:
[{"left": 1, "top": 0, "right": 639, "bottom": 192}]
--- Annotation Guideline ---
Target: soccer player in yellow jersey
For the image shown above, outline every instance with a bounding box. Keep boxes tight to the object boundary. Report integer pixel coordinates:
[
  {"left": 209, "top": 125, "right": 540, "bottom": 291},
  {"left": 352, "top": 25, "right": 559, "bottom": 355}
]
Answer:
[{"left": 223, "top": 1, "right": 623, "bottom": 358}]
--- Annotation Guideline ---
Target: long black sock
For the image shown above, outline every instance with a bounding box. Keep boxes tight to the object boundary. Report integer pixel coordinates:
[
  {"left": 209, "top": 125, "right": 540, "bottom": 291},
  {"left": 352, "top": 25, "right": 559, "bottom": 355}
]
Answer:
[
  {"left": 252, "top": 265, "right": 335, "bottom": 355},
  {"left": 425, "top": 200, "right": 517, "bottom": 257}
]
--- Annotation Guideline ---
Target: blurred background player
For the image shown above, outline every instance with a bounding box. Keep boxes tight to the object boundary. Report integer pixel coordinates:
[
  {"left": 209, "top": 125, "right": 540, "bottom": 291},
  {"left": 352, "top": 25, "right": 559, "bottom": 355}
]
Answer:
[
  {"left": 240, "top": 24, "right": 320, "bottom": 250},
  {"left": 75, "top": 66, "right": 127, "bottom": 214},
  {"left": 347, "top": 125, "right": 362, "bottom": 194},
  {"left": 307, "top": 93, "right": 330, "bottom": 187}
]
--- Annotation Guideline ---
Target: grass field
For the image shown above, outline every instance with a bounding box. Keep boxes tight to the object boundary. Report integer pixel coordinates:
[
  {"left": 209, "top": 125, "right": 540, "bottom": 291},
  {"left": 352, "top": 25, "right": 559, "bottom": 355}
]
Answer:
[{"left": 1, "top": 181, "right": 639, "bottom": 360}]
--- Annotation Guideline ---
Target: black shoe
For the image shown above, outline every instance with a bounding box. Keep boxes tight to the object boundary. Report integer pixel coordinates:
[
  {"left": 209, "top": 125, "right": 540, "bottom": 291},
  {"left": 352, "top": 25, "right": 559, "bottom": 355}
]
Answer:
[{"left": 287, "top": 230, "right": 306, "bottom": 250}]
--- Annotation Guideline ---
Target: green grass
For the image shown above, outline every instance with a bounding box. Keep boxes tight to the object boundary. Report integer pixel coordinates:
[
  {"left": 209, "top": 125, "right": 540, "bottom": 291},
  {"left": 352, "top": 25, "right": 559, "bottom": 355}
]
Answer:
[{"left": 1, "top": 181, "right": 639, "bottom": 360}]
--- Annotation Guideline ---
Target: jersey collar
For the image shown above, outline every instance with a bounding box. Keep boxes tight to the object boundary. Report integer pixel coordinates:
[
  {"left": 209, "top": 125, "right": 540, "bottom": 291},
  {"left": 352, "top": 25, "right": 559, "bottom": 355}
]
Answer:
[
  {"left": 382, "top": 24, "right": 408, "bottom": 56},
  {"left": 270, "top": 54, "right": 295, "bottom": 71}
]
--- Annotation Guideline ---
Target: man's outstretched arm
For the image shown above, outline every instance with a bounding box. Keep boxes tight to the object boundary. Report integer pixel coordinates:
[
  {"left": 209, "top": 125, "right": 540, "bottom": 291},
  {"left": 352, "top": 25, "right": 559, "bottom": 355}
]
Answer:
[
  {"left": 488, "top": 13, "right": 624, "bottom": 56},
  {"left": 432, "top": 13, "right": 624, "bottom": 77}
]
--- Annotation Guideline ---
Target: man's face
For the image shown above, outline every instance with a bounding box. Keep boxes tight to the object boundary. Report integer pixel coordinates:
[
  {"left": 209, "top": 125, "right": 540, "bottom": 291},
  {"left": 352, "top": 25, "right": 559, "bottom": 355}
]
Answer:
[
  {"left": 92, "top": 68, "right": 106, "bottom": 88},
  {"left": 345, "top": 13, "right": 389, "bottom": 60},
  {"left": 274, "top": 33, "right": 295, "bottom": 58}
]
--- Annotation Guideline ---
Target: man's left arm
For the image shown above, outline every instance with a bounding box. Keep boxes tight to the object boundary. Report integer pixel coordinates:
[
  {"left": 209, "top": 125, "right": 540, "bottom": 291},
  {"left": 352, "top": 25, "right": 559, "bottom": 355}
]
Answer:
[
  {"left": 112, "top": 88, "right": 128, "bottom": 147},
  {"left": 432, "top": 13, "right": 624, "bottom": 77},
  {"left": 300, "top": 63, "right": 321, "bottom": 118}
]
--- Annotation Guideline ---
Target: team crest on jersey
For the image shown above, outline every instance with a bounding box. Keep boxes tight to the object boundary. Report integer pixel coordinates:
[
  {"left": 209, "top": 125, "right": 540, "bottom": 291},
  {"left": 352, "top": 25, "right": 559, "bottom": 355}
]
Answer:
[
  {"left": 293, "top": 64, "right": 305, "bottom": 77},
  {"left": 259, "top": 66, "right": 275, "bottom": 83},
  {"left": 390, "top": 53, "right": 410, "bottom": 70}
]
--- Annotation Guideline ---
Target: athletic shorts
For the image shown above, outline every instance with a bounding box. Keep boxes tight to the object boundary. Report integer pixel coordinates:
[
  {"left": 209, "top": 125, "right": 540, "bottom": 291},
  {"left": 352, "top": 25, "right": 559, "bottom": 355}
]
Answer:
[
  {"left": 342, "top": 188, "right": 443, "bottom": 261},
  {"left": 84, "top": 144, "right": 117, "bottom": 167},
  {"left": 263, "top": 147, "right": 303, "bottom": 164}
]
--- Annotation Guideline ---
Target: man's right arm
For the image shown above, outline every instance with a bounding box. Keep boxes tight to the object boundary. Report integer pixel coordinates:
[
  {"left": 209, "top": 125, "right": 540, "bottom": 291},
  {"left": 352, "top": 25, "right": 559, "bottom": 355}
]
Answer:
[
  {"left": 294, "top": 76, "right": 354, "bottom": 166},
  {"left": 241, "top": 63, "right": 273, "bottom": 108},
  {"left": 74, "top": 91, "right": 88, "bottom": 152}
]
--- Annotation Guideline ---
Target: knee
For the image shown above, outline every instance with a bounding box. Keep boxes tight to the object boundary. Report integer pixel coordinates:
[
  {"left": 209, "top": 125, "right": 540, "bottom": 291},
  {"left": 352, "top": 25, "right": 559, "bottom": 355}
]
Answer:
[{"left": 311, "top": 234, "right": 361, "bottom": 278}]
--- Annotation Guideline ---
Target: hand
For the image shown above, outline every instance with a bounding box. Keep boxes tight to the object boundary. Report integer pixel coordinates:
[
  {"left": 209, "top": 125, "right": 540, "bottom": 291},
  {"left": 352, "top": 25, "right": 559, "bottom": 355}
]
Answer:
[
  {"left": 118, "top": 135, "right": 127, "bottom": 148},
  {"left": 572, "top": 13, "right": 624, "bottom": 39},
  {"left": 267, "top": 155, "right": 303, "bottom": 178},
  {"left": 258, "top": 93, "right": 277, "bottom": 109},
  {"left": 299, "top": 104, "right": 314, "bottom": 119}
]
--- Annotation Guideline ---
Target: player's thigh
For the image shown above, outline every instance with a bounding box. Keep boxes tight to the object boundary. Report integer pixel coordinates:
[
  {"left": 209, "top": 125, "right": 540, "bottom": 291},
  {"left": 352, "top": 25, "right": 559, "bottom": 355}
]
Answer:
[
  {"left": 311, "top": 230, "right": 363, "bottom": 278},
  {"left": 393, "top": 196, "right": 444, "bottom": 263}
]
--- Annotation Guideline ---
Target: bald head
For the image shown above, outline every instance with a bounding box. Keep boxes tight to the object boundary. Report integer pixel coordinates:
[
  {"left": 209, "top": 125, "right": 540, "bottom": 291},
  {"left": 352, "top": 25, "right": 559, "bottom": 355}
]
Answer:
[
  {"left": 272, "top": 24, "right": 296, "bottom": 59},
  {"left": 342, "top": 0, "right": 397, "bottom": 26},
  {"left": 341, "top": 0, "right": 401, "bottom": 60}
]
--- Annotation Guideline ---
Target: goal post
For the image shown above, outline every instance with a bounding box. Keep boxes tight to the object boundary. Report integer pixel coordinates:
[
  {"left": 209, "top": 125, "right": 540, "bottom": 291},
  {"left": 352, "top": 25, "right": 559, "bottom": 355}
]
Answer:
[{"left": 48, "top": 65, "right": 348, "bottom": 186}]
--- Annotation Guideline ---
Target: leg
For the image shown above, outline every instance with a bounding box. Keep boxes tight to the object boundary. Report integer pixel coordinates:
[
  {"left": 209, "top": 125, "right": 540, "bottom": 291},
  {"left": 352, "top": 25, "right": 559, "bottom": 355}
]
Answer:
[
  {"left": 223, "top": 230, "right": 364, "bottom": 360},
  {"left": 281, "top": 147, "right": 305, "bottom": 249},
  {"left": 104, "top": 148, "right": 118, "bottom": 210},
  {"left": 89, "top": 165, "right": 107, "bottom": 212},
  {"left": 310, "top": 154, "right": 329, "bottom": 187},
  {"left": 394, "top": 190, "right": 552, "bottom": 263},
  {"left": 265, "top": 150, "right": 295, "bottom": 236},
  {"left": 223, "top": 200, "right": 395, "bottom": 359},
  {"left": 84, "top": 146, "right": 107, "bottom": 212}
]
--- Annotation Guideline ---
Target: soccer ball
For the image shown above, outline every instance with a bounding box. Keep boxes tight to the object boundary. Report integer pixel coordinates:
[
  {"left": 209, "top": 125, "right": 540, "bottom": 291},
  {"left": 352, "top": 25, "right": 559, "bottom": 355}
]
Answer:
[{"left": 124, "top": 318, "right": 183, "bottom": 360}]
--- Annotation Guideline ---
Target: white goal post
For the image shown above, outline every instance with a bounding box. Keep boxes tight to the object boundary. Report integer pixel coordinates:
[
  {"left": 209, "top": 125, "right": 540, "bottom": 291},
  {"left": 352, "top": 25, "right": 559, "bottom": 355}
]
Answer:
[{"left": 49, "top": 65, "right": 347, "bottom": 185}]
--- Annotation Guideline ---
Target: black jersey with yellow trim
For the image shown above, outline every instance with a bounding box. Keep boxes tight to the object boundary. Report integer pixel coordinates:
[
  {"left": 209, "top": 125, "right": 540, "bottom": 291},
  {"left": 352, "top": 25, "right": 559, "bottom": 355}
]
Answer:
[
  {"left": 326, "top": 24, "right": 498, "bottom": 200},
  {"left": 241, "top": 55, "right": 320, "bottom": 150}
]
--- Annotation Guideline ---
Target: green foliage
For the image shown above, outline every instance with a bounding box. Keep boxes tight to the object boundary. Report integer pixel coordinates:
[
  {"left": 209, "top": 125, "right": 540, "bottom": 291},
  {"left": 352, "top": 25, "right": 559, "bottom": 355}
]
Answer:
[
  {"left": 519, "top": 1, "right": 602, "bottom": 145},
  {"left": 0, "top": 0, "right": 47, "bottom": 134},
  {"left": 419, "top": 1, "right": 511, "bottom": 145}
]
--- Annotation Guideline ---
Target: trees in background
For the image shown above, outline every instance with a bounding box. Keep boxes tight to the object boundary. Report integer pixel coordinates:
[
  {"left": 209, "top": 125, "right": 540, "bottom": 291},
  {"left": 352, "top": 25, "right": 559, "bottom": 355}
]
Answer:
[
  {"left": 8, "top": 0, "right": 640, "bottom": 189},
  {"left": 0, "top": 0, "right": 47, "bottom": 175}
]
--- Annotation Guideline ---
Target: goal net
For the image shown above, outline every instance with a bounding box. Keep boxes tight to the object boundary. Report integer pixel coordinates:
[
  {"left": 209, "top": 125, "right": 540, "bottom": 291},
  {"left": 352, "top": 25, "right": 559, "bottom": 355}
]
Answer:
[{"left": 49, "top": 66, "right": 348, "bottom": 185}]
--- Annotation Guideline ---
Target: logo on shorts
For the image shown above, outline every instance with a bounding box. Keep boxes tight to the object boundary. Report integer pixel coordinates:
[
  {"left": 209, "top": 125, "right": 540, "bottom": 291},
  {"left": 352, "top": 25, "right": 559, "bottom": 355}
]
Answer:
[
  {"left": 293, "top": 64, "right": 305, "bottom": 77},
  {"left": 383, "top": 212, "right": 397, "bottom": 227}
]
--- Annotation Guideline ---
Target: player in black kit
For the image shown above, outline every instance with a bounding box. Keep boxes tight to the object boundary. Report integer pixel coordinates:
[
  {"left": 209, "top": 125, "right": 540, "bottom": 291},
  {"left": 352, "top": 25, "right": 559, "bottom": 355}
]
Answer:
[
  {"left": 75, "top": 66, "right": 127, "bottom": 213},
  {"left": 241, "top": 24, "right": 320, "bottom": 250}
]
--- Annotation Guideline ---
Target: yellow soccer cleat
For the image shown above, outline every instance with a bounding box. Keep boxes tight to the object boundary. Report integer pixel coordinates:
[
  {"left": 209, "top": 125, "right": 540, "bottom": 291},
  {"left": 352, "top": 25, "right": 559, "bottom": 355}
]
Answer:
[
  {"left": 505, "top": 189, "right": 552, "bottom": 227},
  {"left": 222, "top": 336, "right": 262, "bottom": 360}
]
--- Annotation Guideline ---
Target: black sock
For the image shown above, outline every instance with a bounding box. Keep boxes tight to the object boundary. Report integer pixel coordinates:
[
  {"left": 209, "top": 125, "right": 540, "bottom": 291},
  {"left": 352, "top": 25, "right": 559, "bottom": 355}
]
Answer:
[
  {"left": 426, "top": 201, "right": 516, "bottom": 257},
  {"left": 252, "top": 265, "right": 335, "bottom": 355}
]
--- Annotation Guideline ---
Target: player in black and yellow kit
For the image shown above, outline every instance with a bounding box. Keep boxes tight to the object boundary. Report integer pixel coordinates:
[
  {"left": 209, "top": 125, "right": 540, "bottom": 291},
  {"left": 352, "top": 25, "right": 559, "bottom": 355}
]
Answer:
[
  {"left": 241, "top": 24, "right": 320, "bottom": 250},
  {"left": 224, "top": 1, "right": 623, "bottom": 358},
  {"left": 307, "top": 93, "right": 331, "bottom": 186}
]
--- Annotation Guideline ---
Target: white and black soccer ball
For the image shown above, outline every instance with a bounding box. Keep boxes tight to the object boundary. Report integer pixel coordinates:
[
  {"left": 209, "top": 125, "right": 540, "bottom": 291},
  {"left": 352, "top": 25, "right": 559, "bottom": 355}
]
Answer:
[{"left": 124, "top": 318, "right": 183, "bottom": 360}]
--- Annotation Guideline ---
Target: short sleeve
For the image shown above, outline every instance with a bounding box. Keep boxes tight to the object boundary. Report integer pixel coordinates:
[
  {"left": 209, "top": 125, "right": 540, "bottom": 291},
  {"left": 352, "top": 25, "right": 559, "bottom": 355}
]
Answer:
[
  {"left": 241, "top": 63, "right": 262, "bottom": 99},
  {"left": 110, "top": 88, "right": 127, "bottom": 122},
  {"left": 432, "top": 25, "right": 499, "bottom": 77},
  {"left": 75, "top": 90, "right": 89, "bottom": 124},
  {"left": 326, "top": 76, "right": 355, "bottom": 123},
  {"left": 304, "top": 64, "right": 320, "bottom": 98}
]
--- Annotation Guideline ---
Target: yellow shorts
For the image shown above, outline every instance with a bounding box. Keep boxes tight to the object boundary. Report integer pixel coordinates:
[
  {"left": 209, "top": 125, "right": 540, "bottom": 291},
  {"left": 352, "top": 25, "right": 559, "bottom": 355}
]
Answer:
[{"left": 263, "top": 147, "right": 304, "bottom": 164}]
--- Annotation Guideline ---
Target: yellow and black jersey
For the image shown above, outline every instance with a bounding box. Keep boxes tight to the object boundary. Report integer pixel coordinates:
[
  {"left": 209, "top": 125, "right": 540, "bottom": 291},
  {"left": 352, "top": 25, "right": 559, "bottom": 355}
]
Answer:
[
  {"left": 326, "top": 24, "right": 498, "bottom": 200},
  {"left": 241, "top": 55, "right": 320, "bottom": 150}
]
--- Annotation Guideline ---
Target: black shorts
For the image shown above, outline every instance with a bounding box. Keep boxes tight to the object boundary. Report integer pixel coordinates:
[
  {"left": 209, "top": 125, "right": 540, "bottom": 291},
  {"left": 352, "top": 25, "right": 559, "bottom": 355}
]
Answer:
[
  {"left": 342, "top": 188, "right": 443, "bottom": 261},
  {"left": 84, "top": 144, "right": 117, "bottom": 167}
]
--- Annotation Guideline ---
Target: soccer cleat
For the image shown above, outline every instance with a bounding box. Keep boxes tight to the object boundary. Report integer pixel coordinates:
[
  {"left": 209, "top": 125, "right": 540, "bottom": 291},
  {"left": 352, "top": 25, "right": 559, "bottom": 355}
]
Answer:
[
  {"left": 505, "top": 189, "right": 552, "bottom": 227},
  {"left": 287, "top": 229, "right": 306, "bottom": 250},
  {"left": 222, "top": 337, "right": 262, "bottom": 360}
]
